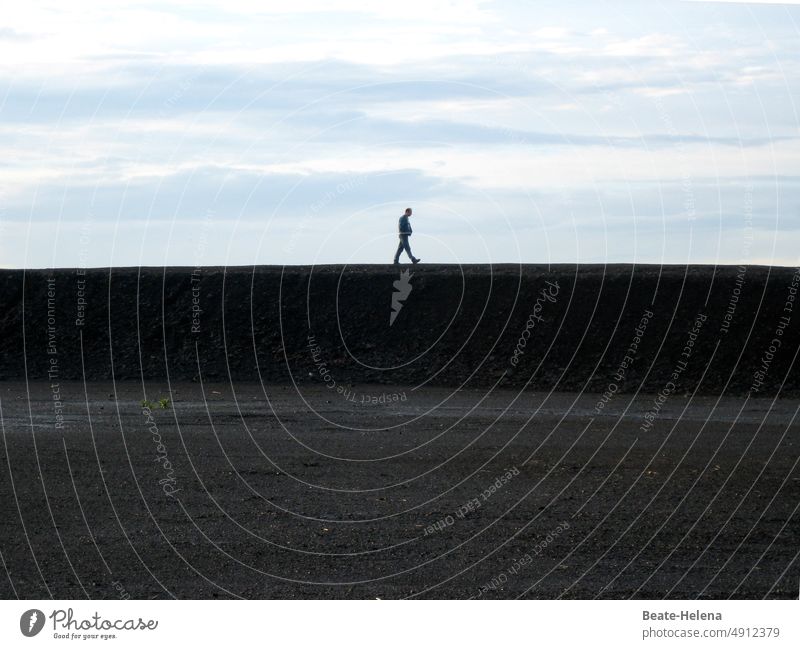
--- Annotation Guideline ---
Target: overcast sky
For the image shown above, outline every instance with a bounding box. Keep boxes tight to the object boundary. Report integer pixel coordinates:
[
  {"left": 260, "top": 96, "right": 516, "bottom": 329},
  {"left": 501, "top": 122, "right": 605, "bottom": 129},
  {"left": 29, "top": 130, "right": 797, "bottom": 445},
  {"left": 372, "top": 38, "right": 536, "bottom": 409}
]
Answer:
[{"left": 1, "top": 0, "right": 799, "bottom": 268}]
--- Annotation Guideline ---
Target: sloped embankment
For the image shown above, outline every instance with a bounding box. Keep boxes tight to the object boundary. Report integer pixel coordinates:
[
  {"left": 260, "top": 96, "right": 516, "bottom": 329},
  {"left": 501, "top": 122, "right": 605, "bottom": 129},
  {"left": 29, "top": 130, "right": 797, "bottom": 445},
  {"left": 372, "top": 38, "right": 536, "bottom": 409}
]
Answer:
[{"left": 1, "top": 264, "right": 798, "bottom": 395}]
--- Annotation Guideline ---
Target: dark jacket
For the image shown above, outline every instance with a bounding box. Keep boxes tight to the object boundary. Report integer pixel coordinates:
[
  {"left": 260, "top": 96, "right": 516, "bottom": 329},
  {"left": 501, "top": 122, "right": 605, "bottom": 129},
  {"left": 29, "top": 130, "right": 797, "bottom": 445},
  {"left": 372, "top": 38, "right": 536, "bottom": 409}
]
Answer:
[{"left": 398, "top": 214, "right": 412, "bottom": 235}]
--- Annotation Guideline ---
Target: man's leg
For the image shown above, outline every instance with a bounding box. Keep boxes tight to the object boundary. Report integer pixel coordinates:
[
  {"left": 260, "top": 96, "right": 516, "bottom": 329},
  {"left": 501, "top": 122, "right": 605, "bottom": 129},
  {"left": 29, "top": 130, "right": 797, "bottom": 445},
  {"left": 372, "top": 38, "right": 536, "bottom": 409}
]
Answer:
[
  {"left": 394, "top": 237, "right": 405, "bottom": 263},
  {"left": 402, "top": 235, "right": 420, "bottom": 263},
  {"left": 401, "top": 235, "right": 413, "bottom": 260}
]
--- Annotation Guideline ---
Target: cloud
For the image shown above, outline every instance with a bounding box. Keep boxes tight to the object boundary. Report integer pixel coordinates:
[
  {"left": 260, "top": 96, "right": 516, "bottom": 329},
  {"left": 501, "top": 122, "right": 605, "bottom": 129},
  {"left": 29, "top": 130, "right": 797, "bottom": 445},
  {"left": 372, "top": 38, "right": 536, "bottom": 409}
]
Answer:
[
  {"left": 1, "top": 0, "right": 798, "bottom": 267},
  {"left": 0, "top": 27, "right": 33, "bottom": 41},
  {"left": 2, "top": 165, "right": 462, "bottom": 223}
]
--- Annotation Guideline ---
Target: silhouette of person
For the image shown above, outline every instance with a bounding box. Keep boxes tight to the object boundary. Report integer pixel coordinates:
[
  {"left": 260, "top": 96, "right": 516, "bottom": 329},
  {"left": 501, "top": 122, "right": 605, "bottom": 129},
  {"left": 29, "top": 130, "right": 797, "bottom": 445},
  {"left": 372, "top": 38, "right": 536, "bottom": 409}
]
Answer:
[{"left": 393, "top": 207, "right": 420, "bottom": 264}]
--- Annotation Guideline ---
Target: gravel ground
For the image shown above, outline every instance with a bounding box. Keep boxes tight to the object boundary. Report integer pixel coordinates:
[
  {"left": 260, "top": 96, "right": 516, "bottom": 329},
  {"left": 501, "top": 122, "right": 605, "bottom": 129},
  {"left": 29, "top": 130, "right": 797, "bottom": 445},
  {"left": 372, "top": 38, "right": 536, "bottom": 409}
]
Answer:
[{"left": 1, "top": 381, "right": 797, "bottom": 599}]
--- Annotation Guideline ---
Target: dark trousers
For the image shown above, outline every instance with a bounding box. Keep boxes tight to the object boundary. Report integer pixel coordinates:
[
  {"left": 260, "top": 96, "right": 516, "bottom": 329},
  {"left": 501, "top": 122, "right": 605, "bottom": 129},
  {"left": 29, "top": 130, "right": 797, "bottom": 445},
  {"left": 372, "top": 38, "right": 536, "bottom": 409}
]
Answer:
[{"left": 394, "top": 234, "right": 415, "bottom": 262}]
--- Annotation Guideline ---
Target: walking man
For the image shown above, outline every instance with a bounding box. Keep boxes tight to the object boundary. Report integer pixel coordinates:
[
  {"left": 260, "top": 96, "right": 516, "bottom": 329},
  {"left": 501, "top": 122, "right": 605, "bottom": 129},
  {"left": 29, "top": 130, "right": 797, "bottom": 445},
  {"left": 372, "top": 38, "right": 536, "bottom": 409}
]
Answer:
[{"left": 393, "top": 207, "right": 421, "bottom": 264}]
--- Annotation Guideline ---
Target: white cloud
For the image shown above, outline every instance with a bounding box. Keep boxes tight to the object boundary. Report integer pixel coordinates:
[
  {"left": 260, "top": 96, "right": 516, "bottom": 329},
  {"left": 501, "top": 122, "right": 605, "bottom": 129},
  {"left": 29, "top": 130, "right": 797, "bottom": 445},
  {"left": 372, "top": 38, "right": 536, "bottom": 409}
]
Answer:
[
  {"left": 603, "top": 33, "right": 686, "bottom": 58},
  {"left": 1, "top": 0, "right": 799, "bottom": 266}
]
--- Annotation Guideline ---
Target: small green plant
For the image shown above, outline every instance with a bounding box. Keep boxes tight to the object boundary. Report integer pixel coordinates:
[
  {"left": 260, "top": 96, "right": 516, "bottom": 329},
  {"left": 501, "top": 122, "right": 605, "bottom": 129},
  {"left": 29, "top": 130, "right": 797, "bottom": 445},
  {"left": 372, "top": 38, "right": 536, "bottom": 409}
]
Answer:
[{"left": 141, "top": 397, "right": 170, "bottom": 410}]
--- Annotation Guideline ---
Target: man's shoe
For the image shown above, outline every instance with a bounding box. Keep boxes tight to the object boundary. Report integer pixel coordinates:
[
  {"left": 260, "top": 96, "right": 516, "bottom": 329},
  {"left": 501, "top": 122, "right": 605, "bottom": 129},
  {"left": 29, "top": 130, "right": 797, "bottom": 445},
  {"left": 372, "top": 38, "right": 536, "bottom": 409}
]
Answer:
[
  {"left": 393, "top": 260, "right": 399, "bottom": 264},
  {"left": 412, "top": 258, "right": 421, "bottom": 264}
]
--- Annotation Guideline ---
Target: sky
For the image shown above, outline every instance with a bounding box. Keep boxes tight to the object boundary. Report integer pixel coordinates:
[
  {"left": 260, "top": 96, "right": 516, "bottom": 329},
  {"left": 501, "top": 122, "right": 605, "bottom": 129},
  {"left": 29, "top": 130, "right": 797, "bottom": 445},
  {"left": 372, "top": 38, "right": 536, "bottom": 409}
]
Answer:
[{"left": 1, "top": 0, "right": 799, "bottom": 268}]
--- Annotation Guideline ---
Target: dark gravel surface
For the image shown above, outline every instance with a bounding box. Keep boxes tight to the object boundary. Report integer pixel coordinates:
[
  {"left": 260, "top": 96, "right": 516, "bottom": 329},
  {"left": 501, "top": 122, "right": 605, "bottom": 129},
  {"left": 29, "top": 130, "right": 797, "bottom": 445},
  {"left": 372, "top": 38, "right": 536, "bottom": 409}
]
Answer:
[
  {"left": 3, "top": 264, "right": 800, "bottom": 395},
  {"left": 1, "top": 264, "right": 799, "bottom": 599},
  {"left": 1, "top": 382, "right": 797, "bottom": 599}
]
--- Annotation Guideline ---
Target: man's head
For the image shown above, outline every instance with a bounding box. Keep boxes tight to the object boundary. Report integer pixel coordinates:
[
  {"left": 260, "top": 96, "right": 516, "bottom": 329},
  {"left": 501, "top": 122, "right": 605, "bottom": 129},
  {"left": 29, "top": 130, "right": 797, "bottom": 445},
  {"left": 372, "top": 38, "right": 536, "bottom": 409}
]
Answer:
[{"left": 404, "top": 207, "right": 412, "bottom": 217}]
